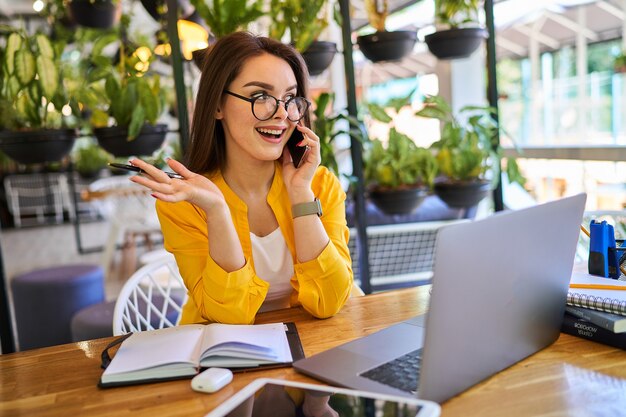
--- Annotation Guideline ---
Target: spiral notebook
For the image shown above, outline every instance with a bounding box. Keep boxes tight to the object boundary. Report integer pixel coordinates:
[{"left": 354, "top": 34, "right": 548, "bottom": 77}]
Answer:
[{"left": 568, "top": 272, "right": 626, "bottom": 316}]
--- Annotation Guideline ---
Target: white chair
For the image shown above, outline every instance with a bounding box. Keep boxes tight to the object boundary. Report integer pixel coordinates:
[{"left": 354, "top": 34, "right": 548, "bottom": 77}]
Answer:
[
  {"left": 4, "top": 173, "right": 74, "bottom": 227},
  {"left": 113, "top": 259, "right": 188, "bottom": 336},
  {"left": 84, "top": 175, "right": 162, "bottom": 280}
]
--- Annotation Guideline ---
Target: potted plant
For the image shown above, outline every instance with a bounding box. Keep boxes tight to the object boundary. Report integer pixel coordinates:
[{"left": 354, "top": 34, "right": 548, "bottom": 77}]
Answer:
[
  {"left": 424, "top": 0, "right": 488, "bottom": 60},
  {"left": 0, "top": 28, "right": 78, "bottom": 165},
  {"left": 356, "top": 0, "right": 417, "bottom": 63},
  {"left": 87, "top": 27, "right": 169, "bottom": 157},
  {"left": 188, "top": 0, "right": 264, "bottom": 68},
  {"left": 416, "top": 95, "right": 525, "bottom": 208},
  {"left": 614, "top": 50, "right": 626, "bottom": 73},
  {"left": 268, "top": 0, "right": 338, "bottom": 76},
  {"left": 362, "top": 98, "right": 437, "bottom": 216},
  {"left": 71, "top": 137, "right": 111, "bottom": 179},
  {"left": 68, "top": 0, "right": 122, "bottom": 30},
  {"left": 312, "top": 92, "right": 364, "bottom": 177}
]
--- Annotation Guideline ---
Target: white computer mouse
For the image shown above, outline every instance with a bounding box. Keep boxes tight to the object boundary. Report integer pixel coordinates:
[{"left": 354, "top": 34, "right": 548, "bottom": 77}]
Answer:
[{"left": 191, "top": 367, "right": 233, "bottom": 393}]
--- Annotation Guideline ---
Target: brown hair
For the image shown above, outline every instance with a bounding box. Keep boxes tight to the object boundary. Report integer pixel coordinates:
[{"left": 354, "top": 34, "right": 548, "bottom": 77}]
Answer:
[{"left": 186, "top": 32, "right": 311, "bottom": 174}]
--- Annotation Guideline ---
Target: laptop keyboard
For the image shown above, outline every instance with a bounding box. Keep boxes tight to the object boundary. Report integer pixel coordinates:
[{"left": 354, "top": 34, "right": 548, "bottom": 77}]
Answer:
[{"left": 360, "top": 348, "right": 423, "bottom": 393}]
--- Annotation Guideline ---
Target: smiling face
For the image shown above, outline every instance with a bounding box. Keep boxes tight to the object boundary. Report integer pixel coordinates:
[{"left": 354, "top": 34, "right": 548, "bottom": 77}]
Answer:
[{"left": 217, "top": 53, "right": 299, "bottom": 170}]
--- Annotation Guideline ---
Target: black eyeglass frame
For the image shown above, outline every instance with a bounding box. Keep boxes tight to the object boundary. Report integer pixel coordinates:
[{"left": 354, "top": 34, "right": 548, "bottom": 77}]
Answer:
[{"left": 224, "top": 90, "right": 311, "bottom": 122}]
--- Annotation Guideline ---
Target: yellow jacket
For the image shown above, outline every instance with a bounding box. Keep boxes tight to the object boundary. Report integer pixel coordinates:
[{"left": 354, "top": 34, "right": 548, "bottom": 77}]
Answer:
[{"left": 156, "top": 163, "right": 353, "bottom": 325}]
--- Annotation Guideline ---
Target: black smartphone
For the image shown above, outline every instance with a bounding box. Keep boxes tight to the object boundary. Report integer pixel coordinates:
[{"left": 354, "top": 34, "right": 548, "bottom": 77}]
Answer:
[
  {"left": 108, "top": 163, "right": 184, "bottom": 179},
  {"left": 286, "top": 128, "right": 309, "bottom": 169}
]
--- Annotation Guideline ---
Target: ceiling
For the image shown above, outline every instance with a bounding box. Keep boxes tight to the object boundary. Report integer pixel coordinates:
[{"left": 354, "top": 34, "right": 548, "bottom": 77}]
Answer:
[{"left": 2, "top": 0, "right": 625, "bottom": 86}]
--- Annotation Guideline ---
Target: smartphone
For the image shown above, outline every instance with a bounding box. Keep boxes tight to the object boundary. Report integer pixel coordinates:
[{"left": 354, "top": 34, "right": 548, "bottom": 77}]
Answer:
[
  {"left": 286, "top": 128, "right": 309, "bottom": 168},
  {"left": 108, "top": 163, "right": 184, "bottom": 179}
]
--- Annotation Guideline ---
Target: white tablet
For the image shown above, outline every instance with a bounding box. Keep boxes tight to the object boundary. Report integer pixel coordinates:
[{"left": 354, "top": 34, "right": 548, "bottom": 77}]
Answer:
[{"left": 205, "top": 378, "right": 440, "bottom": 417}]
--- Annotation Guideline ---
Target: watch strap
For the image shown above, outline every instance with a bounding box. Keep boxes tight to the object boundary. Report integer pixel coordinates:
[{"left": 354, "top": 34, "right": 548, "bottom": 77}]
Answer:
[{"left": 292, "top": 198, "right": 322, "bottom": 218}]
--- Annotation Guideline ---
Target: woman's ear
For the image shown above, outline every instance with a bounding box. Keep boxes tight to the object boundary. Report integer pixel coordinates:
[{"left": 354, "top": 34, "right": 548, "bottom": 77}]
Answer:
[{"left": 215, "top": 107, "right": 223, "bottom": 120}]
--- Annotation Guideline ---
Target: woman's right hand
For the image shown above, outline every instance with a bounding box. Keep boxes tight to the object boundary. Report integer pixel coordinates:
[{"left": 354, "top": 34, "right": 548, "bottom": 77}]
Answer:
[{"left": 128, "top": 158, "right": 227, "bottom": 214}]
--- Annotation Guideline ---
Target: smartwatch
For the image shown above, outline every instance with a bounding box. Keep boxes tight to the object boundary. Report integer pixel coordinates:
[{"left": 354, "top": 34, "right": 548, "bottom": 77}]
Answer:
[{"left": 292, "top": 198, "right": 323, "bottom": 218}]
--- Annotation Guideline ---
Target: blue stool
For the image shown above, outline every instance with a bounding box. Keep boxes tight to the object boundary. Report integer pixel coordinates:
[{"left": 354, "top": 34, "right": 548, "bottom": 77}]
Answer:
[
  {"left": 11, "top": 264, "right": 105, "bottom": 350},
  {"left": 70, "top": 294, "right": 183, "bottom": 341},
  {"left": 70, "top": 300, "right": 115, "bottom": 342}
]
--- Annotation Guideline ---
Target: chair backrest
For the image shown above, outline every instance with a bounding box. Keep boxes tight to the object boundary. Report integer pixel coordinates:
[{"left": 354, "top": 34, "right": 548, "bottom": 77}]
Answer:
[
  {"left": 349, "top": 219, "right": 466, "bottom": 291},
  {"left": 3, "top": 173, "right": 71, "bottom": 227},
  {"left": 113, "top": 258, "right": 188, "bottom": 336},
  {"left": 86, "top": 176, "right": 162, "bottom": 280}
]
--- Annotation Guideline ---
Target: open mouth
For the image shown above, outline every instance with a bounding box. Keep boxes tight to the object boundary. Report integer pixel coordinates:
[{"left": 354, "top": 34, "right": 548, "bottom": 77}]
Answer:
[{"left": 256, "top": 127, "right": 285, "bottom": 141}]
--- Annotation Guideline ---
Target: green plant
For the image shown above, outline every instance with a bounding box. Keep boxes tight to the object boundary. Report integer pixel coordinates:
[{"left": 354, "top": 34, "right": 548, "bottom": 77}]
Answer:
[
  {"left": 71, "top": 137, "right": 111, "bottom": 176},
  {"left": 268, "top": 0, "right": 330, "bottom": 51},
  {"left": 415, "top": 95, "right": 525, "bottom": 185},
  {"left": 311, "top": 92, "right": 363, "bottom": 177},
  {"left": 614, "top": 51, "right": 626, "bottom": 73},
  {"left": 435, "top": 0, "right": 481, "bottom": 28},
  {"left": 364, "top": 128, "right": 437, "bottom": 190},
  {"left": 363, "top": 94, "right": 438, "bottom": 190},
  {"left": 189, "top": 0, "right": 265, "bottom": 39},
  {"left": 0, "top": 27, "right": 77, "bottom": 130},
  {"left": 86, "top": 17, "right": 168, "bottom": 139},
  {"left": 364, "top": 0, "right": 388, "bottom": 32}
]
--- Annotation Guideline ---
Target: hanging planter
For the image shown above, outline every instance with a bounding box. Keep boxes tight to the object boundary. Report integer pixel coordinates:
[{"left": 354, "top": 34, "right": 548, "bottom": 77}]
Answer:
[
  {"left": 424, "top": 27, "right": 488, "bottom": 60},
  {"left": 369, "top": 186, "right": 429, "bottom": 216},
  {"left": 68, "top": 0, "right": 122, "bottom": 30},
  {"left": 434, "top": 180, "right": 491, "bottom": 208},
  {"left": 0, "top": 129, "right": 77, "bottom": 165},
  {"left": 94, "top": 124, "right": 167, "bottom": 158},
  {"left": 356, "top": 30, "right": 417, "bottom": 63},
  {"left": 301, "top": 41, "right": 337, "bottom": 76}
]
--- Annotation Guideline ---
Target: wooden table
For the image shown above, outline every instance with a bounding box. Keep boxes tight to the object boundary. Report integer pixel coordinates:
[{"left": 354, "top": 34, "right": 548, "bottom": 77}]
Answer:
[{"left": 2, "top": 286, "right": 626, "bottom": 417}]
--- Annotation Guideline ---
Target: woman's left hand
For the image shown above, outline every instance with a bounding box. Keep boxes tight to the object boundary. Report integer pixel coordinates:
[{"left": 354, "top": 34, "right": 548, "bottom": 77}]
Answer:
[{"left": 281, "top": 124, "right": 320, "bottom": 198}]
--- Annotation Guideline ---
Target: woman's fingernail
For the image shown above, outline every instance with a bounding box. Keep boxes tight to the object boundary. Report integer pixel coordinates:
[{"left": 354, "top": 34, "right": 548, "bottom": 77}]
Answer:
[
  {"left": 165, "top": 156, "right": 171, "bottom": 161},
  {"left": 298, "top": 140, "right": 305, "bottom": 146},
  {"left": 151, "top": 193, "right": 157, "bottom": 199}
]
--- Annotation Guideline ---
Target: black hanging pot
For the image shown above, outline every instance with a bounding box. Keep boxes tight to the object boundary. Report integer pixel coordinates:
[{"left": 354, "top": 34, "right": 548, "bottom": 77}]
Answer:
[
  {"left": 0, "top": 129, "right": 77, "bottom": 165},
  {"left": 301, "top": 41, "right": 337, "bottom": 76},
  {"left": 434, "top": 180, "right": 491, "bottom": 208},
  {"left": 424, "top": 27, "right": 488, "bottom": 60},
  {"left": 369, "top": 186, "right": 429, "bottom": 216},
  {"left": 68, "top": 0, "right": 122, "bottom": 29},
  {"left": 94, "top": 124, "right": 168, "bottom": 158},
  {"left": 356, "top": 30, "right": 417, "bottom": 63}
]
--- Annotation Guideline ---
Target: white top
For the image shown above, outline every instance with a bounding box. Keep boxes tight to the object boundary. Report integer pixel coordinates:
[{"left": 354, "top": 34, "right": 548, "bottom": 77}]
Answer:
[{"left": 250, "top": 227, "right": 294, "bottom": 312}]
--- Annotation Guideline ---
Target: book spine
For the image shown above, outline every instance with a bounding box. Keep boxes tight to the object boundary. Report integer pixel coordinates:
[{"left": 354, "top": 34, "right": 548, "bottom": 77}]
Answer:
[
  {"left": 564, "top": 305, "right": 617, "bottom": 333},
  {"left": 561, "top": 313, "right": 626, "bottom": 350},
  {"left": 567, "top": 292, "right": 626, "bottom": 316}
]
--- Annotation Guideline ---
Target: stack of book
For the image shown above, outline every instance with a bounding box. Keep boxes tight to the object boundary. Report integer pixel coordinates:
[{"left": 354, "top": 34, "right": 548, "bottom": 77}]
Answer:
[{"left": 561, "top": 272, "right": 626, "bottom": 349}]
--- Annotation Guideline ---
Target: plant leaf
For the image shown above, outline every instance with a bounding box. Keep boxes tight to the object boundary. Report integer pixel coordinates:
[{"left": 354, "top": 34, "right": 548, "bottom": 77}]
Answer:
[
  {"left": 35, "top": 33, "right": 55, "bottom": 59},
  {"left": 128, "top": 106, "right": 145, "bottom": 140},
  {"left": 14, "top": 50, "right": 36, "bottom": 86},
  {"left": 36, "top": 55, "right": 58, "bottom": 99}
]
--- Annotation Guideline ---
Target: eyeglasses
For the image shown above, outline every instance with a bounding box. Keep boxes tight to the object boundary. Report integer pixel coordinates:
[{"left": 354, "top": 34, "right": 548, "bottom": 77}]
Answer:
[{"left": 224, "top": 90, "right": 310, "bottom": 122}]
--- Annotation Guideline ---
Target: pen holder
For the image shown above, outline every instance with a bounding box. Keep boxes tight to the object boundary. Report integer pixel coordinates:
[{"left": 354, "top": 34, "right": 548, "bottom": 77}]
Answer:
[{"left": 588, "top": 220, "right": 626, "bottom": 279}]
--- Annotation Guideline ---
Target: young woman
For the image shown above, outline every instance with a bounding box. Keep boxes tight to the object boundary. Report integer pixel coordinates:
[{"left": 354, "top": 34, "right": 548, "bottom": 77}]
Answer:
[{"left": 129, "top": 32, "right": 353, "bottom": 325}]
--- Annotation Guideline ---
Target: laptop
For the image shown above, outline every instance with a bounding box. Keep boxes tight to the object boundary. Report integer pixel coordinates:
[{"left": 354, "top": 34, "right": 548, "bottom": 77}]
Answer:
[{"left": 293, "top": 193, "right": 586, "bottom": 403}]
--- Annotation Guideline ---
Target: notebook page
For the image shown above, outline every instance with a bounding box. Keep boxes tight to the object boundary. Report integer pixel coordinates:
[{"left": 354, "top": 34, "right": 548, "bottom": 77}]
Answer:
[
  {"left": 103, "top": 325, "right": 205, "bottom": 375},
  {"left": 200, "top": 323, "right": 292, "bottom": 363}
]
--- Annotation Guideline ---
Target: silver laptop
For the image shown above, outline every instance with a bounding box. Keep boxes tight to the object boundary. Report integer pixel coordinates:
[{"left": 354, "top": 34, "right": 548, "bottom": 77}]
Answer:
[{"left": 294, "top": 193, "right": 586, "bottom": 403}]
